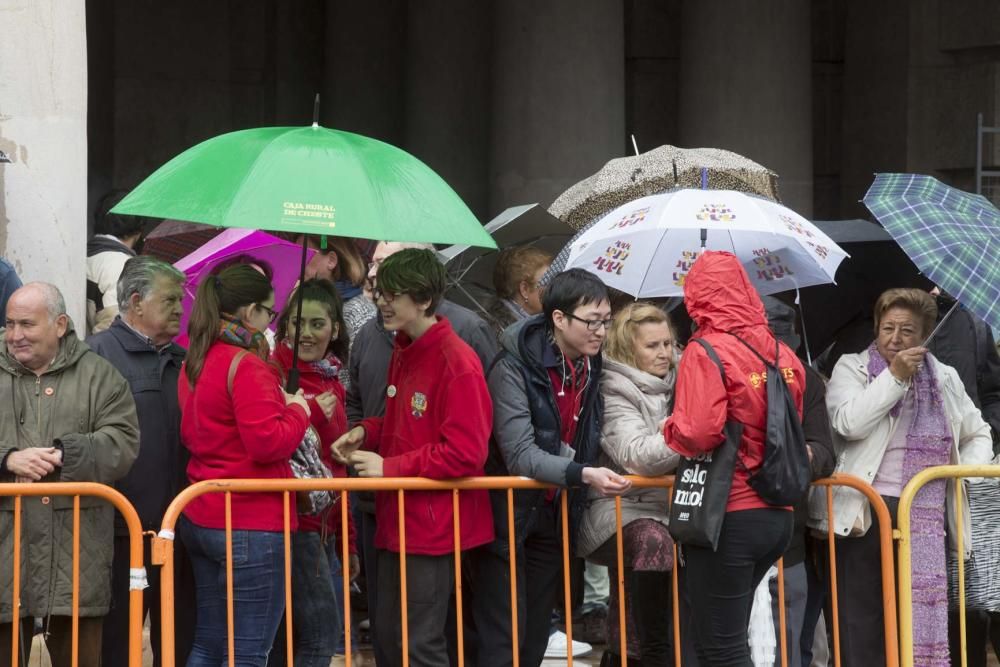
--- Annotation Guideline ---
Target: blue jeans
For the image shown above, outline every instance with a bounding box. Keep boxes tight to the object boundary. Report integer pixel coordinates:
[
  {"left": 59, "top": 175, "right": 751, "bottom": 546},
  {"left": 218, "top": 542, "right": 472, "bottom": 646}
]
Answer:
[
  {"left": 180, "top": 515, "right": 287, "bottom": 667},
  {"left": 326, "top": 538, "right": 357, "bottom": 654},
  {"left": 267, "top": 531, "right": 340, "bottom": 667}
]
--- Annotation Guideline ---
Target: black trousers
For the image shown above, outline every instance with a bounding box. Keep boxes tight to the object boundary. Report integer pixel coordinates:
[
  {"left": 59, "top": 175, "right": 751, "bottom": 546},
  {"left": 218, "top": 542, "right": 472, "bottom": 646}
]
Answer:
[
  {"left": 683, "top": 508, "right": 793, "bottom": 667},
  {"left": 376, "top": 550, "right": 456, "bottom": 667},
  {"left": 820, "top": 496, "right": 898, "bottom": 667},
  {"left": 473, "top": 503, "right": 563, "bottom": 667},
  {"left": 101, "top": 534, "right": 196, "bottom": 667}
]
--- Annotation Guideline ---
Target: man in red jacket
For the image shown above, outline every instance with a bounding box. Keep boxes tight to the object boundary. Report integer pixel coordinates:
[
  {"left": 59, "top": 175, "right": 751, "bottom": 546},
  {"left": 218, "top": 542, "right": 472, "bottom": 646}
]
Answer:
[{"left": 332, "top": 248, "right": 493, "bottom": 667}]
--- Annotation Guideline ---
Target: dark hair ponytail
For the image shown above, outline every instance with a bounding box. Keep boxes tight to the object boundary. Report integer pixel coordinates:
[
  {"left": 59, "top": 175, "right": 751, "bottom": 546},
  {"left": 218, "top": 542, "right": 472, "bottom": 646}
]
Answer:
[
  {"left": 276, "top": 278, "right": 350, "bottom": 362},
  {"left": 186, "top": 264, "right": 273, "bottom": 386}
]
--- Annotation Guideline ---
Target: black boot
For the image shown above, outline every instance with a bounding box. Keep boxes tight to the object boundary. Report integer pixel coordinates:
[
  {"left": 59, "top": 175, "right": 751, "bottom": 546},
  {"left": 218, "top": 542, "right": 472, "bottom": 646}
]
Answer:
[
  {"left": 600, "top": 649, "right": 642, "bottom": 667},
  {"left": 629, "top": 570, "right": 675, "bottom": 667}
]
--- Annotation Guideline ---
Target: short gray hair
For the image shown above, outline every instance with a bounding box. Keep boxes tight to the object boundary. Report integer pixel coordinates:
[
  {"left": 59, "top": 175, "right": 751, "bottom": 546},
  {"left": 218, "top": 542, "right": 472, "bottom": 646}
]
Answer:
[
  {"left": 117, "top": 256, "right": 185, "bottom": 311},
  {"left": 20, "top": 282, "right": 66, "bottom": 320}
]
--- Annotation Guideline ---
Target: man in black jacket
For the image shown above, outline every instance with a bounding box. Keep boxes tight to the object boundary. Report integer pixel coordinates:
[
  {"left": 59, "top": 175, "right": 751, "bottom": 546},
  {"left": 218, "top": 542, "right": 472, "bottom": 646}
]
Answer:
[
  {"left": 345, "top": 241, "right": 497, "bottom": 665},
  {"left": 761, "top": 296, "right": 836, "bottom": 667},
  {"left": 474, "top": 269, "right": 629, "bottom": 667},
  {"left": 88, "top": 256, "right": 194, "bottom": 667},
  {"left": 86, "top": 191, "right": 145, "bottom": 334}
]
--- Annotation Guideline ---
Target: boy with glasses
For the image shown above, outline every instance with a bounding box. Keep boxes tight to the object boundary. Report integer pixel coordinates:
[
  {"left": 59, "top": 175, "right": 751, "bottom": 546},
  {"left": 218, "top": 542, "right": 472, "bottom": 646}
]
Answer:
[
  {"left": 332, "top": 248, "right": 494, "bottom": 667},
  {"left": 474, "top": 268, "right": 631, "bottom": 667}
]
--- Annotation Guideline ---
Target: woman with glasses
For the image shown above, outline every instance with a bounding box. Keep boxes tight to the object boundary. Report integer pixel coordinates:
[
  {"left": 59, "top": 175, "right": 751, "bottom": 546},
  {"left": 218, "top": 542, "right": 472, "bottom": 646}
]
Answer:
[
  {"left": 178, "top": 262, "right": 312, "bottom": 667},
  {"left": 488, "top": 246, "right": 553, "bottom": 339},
  {"left": 579, "top": 302, "right": 680, "bottom": 667}
]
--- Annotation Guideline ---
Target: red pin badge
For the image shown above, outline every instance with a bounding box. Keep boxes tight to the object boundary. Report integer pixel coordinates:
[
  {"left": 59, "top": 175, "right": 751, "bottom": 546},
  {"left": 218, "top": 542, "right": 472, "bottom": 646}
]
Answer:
[{"left": 44, "top": 387, "right": 54, "bottom": 396}]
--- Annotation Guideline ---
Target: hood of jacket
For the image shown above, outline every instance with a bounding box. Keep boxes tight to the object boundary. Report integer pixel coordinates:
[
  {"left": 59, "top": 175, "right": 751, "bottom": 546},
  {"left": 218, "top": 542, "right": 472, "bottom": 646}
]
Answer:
[
  {"left": 684, "top": 250, "right": 768, "bottom": 336},
  {"left": 0, "top": 318, "right": 89, "bottom": 377}
]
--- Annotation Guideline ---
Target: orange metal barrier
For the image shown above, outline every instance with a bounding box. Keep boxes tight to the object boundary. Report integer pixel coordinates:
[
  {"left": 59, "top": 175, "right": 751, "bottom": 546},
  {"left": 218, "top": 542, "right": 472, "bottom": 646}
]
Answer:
[
  {"left": 151, "top": 474, "right": 898, "bottom": 667},
  {"left": 0, "top": 482, "right": 145, "bottom": 667},
  {"left": 897, "top": 464, "right": 1000, "bottom": 667},
  {"left": 811, "top": 474, "right": 899, "bottom": 667}
]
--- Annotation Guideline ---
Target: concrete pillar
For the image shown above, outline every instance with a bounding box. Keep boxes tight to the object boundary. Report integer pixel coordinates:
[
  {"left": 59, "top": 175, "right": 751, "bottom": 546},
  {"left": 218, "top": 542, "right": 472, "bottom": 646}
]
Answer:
[
  {"left": 678, "top": 1, "right": 813, "bottom": 218},
  {"left": 404, "top": 0, "right": 491, "bottom": 220},
  {"left": 489, "top": 1, "right": 625, "bottom": 217},
  {"left": 323, "top": 0, "right": 407, "bottom": 145},
  {"left": 0, "top": 0, "right": 89, "bottom": 325}
]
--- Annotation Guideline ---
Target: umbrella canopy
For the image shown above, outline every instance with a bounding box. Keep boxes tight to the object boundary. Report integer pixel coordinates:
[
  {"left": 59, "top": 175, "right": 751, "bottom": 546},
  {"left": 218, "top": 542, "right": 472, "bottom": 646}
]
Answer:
[
  {"left": 173, "top": 228, "right": 314, "bottom": 348},
  {"left": 438, "top": 203, "right": 573, "bottom": 316},
  {"left": 112, "top": 120, "right": 494, "bottom": 391},
  {"left": 863, "top": 173, "right": 1000, "bottom": 333},
  {"left": 798, "top": 228, "right": 922, "bottom": 363},
  {"left": 112, "top": 124, "right": 495, "bottom": 249},
  {"left": 142, "top": 219, "right": 222, "bottom": 264},
  {"left": 549, "top": 189, "right": 847, "bottom": 298},
  {"left": 548, "top": 145, "right": 780, "bottom": 231}
]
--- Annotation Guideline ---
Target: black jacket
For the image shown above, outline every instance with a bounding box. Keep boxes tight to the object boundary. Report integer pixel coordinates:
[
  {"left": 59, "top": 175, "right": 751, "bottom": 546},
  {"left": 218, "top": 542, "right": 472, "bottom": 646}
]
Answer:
[
  {"left": 485, "top": 315, "right": 604, "bottom": 552},
  {"left": 88, "top": 318, "right": 187, "bottom": 534},
  {"left": 928, "top": 302, "right": 1000, "bottom": 447},
  {"left": 786, "top": 365, "right": 836, "bottom": 567},
  {"left": 346, "top": 300, "right": 498, "bottom": 513}
]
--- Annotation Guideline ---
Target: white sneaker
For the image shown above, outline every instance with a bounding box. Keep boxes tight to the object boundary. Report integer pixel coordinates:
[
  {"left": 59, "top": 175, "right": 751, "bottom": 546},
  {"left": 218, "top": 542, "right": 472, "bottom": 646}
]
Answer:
[{"left": 544, "top": 630, "right": 592, "bottom": 659}]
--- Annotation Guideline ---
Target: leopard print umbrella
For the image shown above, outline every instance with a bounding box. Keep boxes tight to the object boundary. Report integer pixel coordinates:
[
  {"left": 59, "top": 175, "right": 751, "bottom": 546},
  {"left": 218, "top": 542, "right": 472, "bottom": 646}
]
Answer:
[{"left": 548, "top": 145, "right": 781, "bottom": 231}]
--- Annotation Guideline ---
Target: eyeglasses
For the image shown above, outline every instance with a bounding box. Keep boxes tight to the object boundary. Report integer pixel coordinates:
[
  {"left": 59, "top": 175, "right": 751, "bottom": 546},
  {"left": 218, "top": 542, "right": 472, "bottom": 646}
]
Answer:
[
  {"left": 565, "top": 313, "right": 613, "bottom": 332},
  {"left": 259, "top": 304, "right": 278, "bottom": 323},
  {"left": 372, "top": 287, "right": 402, "bottom": 304}
]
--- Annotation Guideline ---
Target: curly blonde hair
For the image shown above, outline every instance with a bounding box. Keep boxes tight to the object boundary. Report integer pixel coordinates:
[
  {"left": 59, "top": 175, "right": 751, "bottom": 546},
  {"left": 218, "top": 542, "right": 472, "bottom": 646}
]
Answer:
[{"left": 604, "top": 302, "right": 674, "bottom": 369}]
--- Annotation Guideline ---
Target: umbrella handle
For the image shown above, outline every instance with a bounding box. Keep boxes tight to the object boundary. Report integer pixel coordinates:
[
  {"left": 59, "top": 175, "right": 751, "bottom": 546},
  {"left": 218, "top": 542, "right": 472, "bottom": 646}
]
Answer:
[
  {"left": 921, "top": 300, "right": 960, "bottom": 348},
  {"left": 286, "top": 235, "right": 309, "bottom": 394}
]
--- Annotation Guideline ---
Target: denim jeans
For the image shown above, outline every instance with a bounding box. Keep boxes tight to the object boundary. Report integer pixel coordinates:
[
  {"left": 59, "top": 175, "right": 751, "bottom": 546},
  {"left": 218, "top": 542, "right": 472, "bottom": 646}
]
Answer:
[
  {"left": 326, "top": 538, "right": 357, "bottom": 654},
  {"left": 180, "top": 515, "right": 287, "bottom": 667},
  {"left": 267, "top": 531, "right": 340, "bottom": 667}
]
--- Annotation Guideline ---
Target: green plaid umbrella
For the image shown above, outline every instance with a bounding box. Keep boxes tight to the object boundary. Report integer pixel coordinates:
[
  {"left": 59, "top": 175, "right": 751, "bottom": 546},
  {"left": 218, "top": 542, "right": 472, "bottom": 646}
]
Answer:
[{"left": 863, "top": 173, "right": 1000, "bottom": 333}]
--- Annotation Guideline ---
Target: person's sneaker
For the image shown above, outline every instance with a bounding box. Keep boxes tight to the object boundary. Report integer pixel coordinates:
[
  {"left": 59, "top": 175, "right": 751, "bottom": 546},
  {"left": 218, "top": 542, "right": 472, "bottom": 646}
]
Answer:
[{"left": 544, "top": 630, "right": 593, "bottom": 658}]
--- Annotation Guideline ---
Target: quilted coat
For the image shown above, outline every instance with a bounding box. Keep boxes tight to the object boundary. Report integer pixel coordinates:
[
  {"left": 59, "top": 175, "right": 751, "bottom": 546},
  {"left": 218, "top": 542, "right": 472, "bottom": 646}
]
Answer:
[{"left": 0, "top": 321, "right": 139, "bottom": 622}]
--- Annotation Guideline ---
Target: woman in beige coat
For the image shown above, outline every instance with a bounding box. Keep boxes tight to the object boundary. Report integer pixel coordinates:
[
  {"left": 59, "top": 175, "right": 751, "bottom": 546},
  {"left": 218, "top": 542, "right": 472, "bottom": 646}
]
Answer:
[
  {"left": 809, "top": 288, "right": 993, "bottom": 667},
  {"left": 579, "top": 302, "right": 679, "bottom": 667}
]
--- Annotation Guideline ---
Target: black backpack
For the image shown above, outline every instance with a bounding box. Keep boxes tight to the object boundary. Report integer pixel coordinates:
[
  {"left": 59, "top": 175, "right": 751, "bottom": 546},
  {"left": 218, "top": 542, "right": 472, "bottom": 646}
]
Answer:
[{"left": 727, "top": 333, "right": 811, "bottom": 506}]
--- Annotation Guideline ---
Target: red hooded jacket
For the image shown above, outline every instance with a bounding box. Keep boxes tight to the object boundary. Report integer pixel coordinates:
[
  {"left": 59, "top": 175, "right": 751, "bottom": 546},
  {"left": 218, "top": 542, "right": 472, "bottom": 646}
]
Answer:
[
  {"left": 664, "top": 251, "right": 805, "bottom": 512},
  {"left": 359, "top": 317, "right": 494, "bottom": 555},
  {"left": 272, "top": 342, "right": 357, "bottom": 554}
]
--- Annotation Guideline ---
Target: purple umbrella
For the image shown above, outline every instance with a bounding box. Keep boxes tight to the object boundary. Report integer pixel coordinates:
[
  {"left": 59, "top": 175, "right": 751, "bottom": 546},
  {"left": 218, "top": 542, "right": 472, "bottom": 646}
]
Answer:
[{"left": 173, "top": 228, "right": 315, "bottom": 348}]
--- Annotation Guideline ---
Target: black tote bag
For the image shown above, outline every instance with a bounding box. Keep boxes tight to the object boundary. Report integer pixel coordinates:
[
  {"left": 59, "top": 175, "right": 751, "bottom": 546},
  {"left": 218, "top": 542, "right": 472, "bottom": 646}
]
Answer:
[{"left": 668, "top": 338, "right": 744, "bottom": 551}]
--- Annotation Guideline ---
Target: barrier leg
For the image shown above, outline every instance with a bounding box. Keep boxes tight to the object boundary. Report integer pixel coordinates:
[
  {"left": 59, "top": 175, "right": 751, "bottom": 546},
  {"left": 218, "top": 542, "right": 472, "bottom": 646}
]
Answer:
[
  {"left": 453, "top": 490, "right": 465, "bottom": 667},
  {"left": 507, "top": 489, "right": 519, "bottom": 667},
  {"left": 560, "top": 493, "right": 574, "bottom": 666}
]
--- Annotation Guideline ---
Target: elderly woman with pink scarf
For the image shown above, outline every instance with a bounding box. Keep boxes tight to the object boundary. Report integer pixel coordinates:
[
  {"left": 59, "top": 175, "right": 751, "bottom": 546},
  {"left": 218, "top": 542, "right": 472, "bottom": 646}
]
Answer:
[{"left": 810, "top": 288, "right": 993, "bottom": 667}]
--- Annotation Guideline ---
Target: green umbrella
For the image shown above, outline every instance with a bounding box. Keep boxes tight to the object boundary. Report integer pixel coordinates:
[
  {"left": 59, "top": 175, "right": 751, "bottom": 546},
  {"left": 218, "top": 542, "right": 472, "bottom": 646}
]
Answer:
[
  {"left": 113, "top": 124, "right": 494, "bottom": 249},
  {"left": 114, "top": 111, "right": 494, "bottom": 391}
]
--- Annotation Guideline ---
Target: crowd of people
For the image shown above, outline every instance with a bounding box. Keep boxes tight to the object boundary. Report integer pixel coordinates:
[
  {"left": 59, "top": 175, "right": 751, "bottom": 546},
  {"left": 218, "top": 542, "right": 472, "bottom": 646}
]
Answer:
[{"left": 0, "top": 196, "right": 999, "bottom": 667}]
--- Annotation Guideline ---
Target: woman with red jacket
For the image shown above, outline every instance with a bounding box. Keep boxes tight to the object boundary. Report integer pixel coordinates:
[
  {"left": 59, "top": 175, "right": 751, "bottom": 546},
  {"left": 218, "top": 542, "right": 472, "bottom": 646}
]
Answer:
[
  {"left": 269, "top": 279, "right": 358, "bottom": 666},
  {"left": 333, "top": 249, "right": 494, "bottom": 667},
  {"left": 178, "top": 263, "right": 311, "bottom": 667},
  {"left": 663, "top": 251, "right": 805, "bottom": 667}
]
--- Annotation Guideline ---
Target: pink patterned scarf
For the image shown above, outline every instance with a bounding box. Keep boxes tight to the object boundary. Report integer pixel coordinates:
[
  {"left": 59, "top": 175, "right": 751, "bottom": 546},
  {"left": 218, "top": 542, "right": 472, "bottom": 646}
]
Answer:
[{"left": 868, "top": 342, "right": 952, "bottom": 666}]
